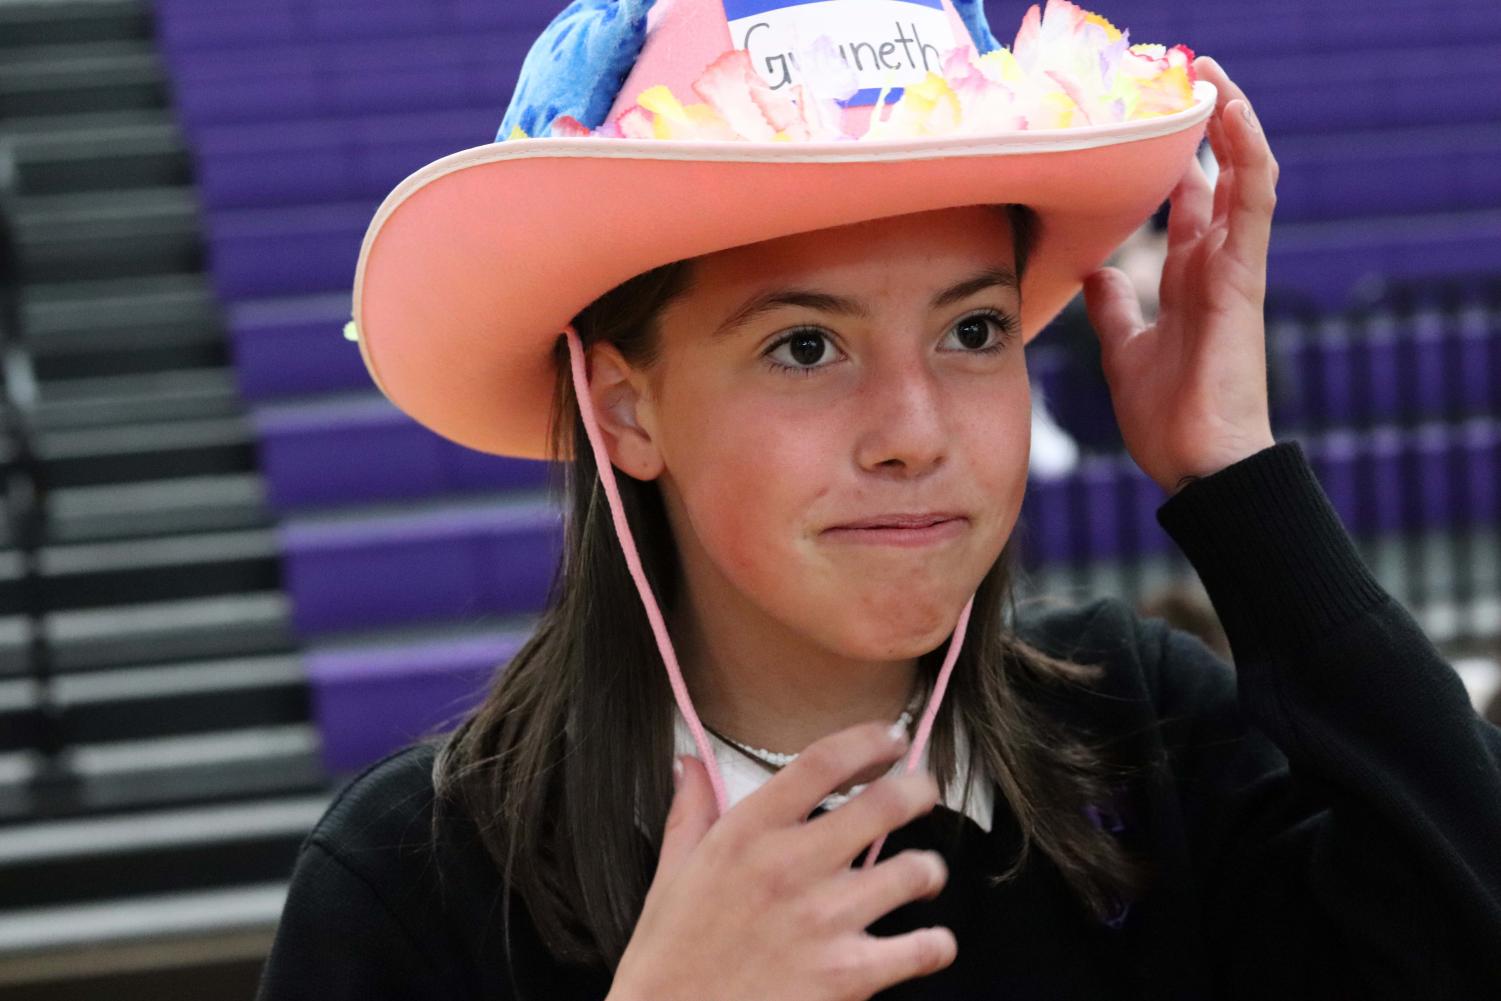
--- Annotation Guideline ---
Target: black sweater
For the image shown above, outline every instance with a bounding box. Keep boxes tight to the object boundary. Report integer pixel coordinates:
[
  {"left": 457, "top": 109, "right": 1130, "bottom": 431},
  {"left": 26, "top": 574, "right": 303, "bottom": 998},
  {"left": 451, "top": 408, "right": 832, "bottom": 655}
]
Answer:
[{"left": 254, "top": 443, "right": 1501, "bottom": 1000}]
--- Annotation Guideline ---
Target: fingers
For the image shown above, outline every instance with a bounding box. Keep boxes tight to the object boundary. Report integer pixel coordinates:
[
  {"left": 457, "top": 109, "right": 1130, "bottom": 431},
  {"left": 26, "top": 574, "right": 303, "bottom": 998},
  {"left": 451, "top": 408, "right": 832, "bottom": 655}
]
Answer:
[
  {"left": 801, "top": 768, "right": 942, "bottom": 867},
  {"left": 740, "top": 720, "right": 910, "bottom": 829},
  {"left": 826, "top": 848, "right": 947, "bottom": 929},
  {"left": 847, "top": 926, "right": 958, "bottom": 992},
  {"left": 1158, "top": 153, "right": 1213, "bottom": 308},
  {"left": 655, "top": 755, "right": 719, "bottom": 886},
  {"left": 1082, "top": 267, "right": 1147, "bottom": 358},
  {"left": 1194, "top": 55, "right": 1247, "bottom": 117},
  {"left": 1194, "top": 56, "right": 1278, "bottom": 286},
  {"left": 1166, "top": 151, "right": 1213, "bottom": 246},
  {"left": 1220, "top": 97, "right": 1277, "bottom": 283},
  {"left": 1207, "top": 116, "right": 1235, "bottom": 226}
]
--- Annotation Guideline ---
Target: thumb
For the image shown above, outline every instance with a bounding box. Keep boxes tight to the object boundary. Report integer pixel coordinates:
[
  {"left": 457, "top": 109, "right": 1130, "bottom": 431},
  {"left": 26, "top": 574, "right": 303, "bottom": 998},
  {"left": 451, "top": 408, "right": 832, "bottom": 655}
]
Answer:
[
  {"left": 1082, "top": 267, "right": 1147, "bottom": 359},
  {"left": 656, "top": 756, "right": 717, "bottom": 881}
]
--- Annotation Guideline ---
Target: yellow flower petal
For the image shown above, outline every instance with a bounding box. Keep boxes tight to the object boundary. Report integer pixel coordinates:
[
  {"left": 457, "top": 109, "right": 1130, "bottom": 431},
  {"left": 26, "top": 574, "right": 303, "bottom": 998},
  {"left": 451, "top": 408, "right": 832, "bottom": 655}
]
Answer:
[{"left": 1083, "top": 11, "right": 1122, "bottom": 41}]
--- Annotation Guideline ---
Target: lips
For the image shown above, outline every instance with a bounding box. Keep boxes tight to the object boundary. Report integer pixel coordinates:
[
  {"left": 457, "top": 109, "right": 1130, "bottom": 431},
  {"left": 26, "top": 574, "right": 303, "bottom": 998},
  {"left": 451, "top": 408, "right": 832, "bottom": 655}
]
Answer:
[{"left": 828, "top": 512, "right": 964, "bottom": 530}]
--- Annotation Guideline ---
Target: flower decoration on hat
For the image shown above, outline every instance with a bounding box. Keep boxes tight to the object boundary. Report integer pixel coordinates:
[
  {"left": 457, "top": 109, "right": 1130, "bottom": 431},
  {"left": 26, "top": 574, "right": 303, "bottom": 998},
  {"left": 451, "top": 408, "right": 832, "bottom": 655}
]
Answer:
[{"left": 504, "top": 0, "right": 1196, "bottom": 144}]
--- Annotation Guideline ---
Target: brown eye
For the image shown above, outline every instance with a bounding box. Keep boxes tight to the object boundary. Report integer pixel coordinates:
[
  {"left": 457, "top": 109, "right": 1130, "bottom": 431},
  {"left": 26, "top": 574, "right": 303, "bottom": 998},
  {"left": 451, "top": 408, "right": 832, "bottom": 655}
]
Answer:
[
  {"left": 766, "top": 329, "right": 840, "bottom": 372},
  {"left": 788, "top": 332, "right": 827, "bottom": 365},
  {"left": 954, "top": 315, "right": 992, "bottom": 349},
  {"left": 942, "top": 310, "right": 1016, "bottom": 353}
]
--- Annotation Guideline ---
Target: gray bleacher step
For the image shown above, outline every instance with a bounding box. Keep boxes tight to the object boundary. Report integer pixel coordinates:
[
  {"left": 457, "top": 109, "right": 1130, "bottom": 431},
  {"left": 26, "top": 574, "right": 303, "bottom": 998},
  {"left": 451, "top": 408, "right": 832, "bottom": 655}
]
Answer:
[
  {"left": 5, "top": 115, "right": 189, "bottom": 196},
  {"left": 20, "top": 272, "right": 226, "bottom": 379},
  {"left": 62, "top": 723, "right": 328, "bottom": 813},
  {"left": 0, "top": 39, "right": 164, "bottom": 118},
  {"left": 45, "top": 590, "right": 295, "bottom": 673},
  {"left": 9, "top": 187, "right": 202, "bottom": 285},
  {"left": 34, "top": 367, "right": 245, "bottom": 429},
  {"left": 0, "top": 550, "right": 25, "bottom": 619},
  {"left": 37, "top": 528, "right": 280, "bottom": 611},
  {"left": 0, "top": 106, "right": 170, "bottom": 136},
  {"left": 0, "top": 881, "right": 283, "bottom": 996},
  {"left": 33, "top": 414, "right": 254, "bottom": 488},
  {"left": 47, "top": 472, "right": 271, "bottom": 543},
  {"left": 0, "top": 0, "right": 150, "bottom": 51},
  {"left": 0, "top": 751, "right": 38, "bottom": 825},
  {"left": 0, "top": 793, "right": 326, "bottom": 910},
  {"left": 0, "top": 617, "right": 31, "bottom": 680},
  {"left": 53, "top": 654, "right": 306, "bottom": 742},
  {"left": 47, "top": 652, "right": 308, "bottom": 744},
  {"left": 0, "top": 678, "right": 42, "bottom": 754},
  {"left": 8, "top": 646, "right": 310, "bottom": 753}
]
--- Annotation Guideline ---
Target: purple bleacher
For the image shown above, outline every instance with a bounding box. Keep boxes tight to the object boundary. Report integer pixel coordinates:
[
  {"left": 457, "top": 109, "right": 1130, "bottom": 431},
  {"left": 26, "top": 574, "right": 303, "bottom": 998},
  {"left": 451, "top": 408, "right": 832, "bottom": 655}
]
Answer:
[
  {"left": 1027, "top": 343, "right": 1069, "bottom": 412},
  {"left": 1021, "top": 456, "right": 1174, "bottom": 567},
  {"left": 150, "top": 0, "right": 1501, "bottom": 58},
  {"left": 1410, "top": 424, "right": 1454, "bottom": 534},
  {"left": 206, "top": 195, "right": 1501, "bottom": 314},
  {"left": 1078, "top": 457, "right": 1122, "bottom": 564},
  {"left": 1306, "top": 430, "right": 1359, "bottom": 526},
  {"left": 152, "top": 0, "right": 547, "bottom": 54},
  {"left": 1124, "top": 3, "right": 1501, "bottom": 55},
  {"left": 1457, "top": 307, "right": 1500, "bottom": 418},
  {"left": 280, "top": 499, "right": 562, "bottom": 635},
  {"left": 189, "top": 109, "right": 1501, "bottom": 225},
  {"left": 167, "top": 32, "right": 530, "bottom": 135},
  {"left": 155, "top": 9, "right": 1501, "bottom": 135},
  {"left": 1273, "top": 126, "right": 1501, "bottom": 224},
  {"left": 205, "top": 201, "right": 368, "bottom": 300},
  {"left": 1267, "top": 212, "right": 1501, "bottom": 313},
  {"left": 1303, "top": 421, "right": 1501, "bottom": 537},
  {"left": 306, "top": 625, "right": 527, "bottom": 773},
  {"left": 1269, "top": 307, "right": 1500, "bottom": 433},
  {"left": 1022, "top": 474, "right": 1073, "bottom": 566},
  {"left": 1459, "top": 420, "right": 1500, "bottom": 529},
  {"left": 227, "top": 294, "right": 370, "bottom": 399},
  {"left": 252, "top": 395, "right": 552, "bottom": 509},
  {"left": 193, "top": 108, "right": 489, "bottom": 211},
  {"left": 1022, "top": 419, "right": 1501, "bottom": 568}
]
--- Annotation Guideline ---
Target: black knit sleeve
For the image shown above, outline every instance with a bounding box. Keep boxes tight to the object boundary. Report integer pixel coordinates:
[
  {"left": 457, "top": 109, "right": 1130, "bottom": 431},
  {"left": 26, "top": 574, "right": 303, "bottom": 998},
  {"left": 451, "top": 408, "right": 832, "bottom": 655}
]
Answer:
[
  {"left": 1144, "top": 442, "right": 1501, "bottom": 998},
  {"left": 255, "top": 840, "right": 465, "bottom": 1001}
]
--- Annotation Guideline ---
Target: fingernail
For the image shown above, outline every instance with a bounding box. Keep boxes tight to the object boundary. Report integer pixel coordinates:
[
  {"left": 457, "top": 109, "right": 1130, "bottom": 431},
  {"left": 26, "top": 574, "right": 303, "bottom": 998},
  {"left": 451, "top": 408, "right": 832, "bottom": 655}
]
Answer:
[
  {"left": 672, "top": 756, "right": 684, "bottom": 788},
  {"left": 888, "top": 721, "right": 909, "bottom": 745},
  {"left": 1240, "top": 102, "right": 1259, "bottom": 134}
]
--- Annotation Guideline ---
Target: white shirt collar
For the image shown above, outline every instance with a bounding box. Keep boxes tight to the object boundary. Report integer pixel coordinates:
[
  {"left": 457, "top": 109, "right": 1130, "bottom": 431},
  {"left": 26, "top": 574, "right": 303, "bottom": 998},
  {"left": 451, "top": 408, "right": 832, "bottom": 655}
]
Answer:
[{"left": 665, "top": 705, "right": 994, "bottom": 833}]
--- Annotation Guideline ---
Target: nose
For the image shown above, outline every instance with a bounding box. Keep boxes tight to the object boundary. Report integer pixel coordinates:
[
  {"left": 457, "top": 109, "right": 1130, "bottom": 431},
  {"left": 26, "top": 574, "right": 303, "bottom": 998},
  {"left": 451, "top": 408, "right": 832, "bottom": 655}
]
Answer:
[{"left": 851, "top": 352, "right": 948, "bottom": 476}]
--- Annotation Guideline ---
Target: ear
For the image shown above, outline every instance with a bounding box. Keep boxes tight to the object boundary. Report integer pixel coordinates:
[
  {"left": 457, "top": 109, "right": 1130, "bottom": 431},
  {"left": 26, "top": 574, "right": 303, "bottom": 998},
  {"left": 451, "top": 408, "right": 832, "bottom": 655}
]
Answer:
[{"left": 584, "top": 340, "right": 665, "bottom": 481}]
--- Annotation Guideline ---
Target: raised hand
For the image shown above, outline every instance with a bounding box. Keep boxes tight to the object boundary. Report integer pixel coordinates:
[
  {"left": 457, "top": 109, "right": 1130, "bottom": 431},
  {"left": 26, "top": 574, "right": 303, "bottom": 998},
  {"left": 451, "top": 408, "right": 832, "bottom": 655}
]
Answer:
[{"left": 1082, "top": 56, "right": 1280, "bottom": 494}]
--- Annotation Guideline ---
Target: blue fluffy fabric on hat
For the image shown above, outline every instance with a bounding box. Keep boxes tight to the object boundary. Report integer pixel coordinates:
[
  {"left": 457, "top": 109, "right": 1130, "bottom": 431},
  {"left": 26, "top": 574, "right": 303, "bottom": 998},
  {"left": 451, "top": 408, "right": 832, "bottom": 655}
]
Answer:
[
  {"left": 496, "top": 0, "right": 1001, "bottom": 141},
  {"left": 496, "top": 0, "right": 658, "bottom": 139},
  {"left": 953, "top": 0, "right": 1001, "bottom": 55}
]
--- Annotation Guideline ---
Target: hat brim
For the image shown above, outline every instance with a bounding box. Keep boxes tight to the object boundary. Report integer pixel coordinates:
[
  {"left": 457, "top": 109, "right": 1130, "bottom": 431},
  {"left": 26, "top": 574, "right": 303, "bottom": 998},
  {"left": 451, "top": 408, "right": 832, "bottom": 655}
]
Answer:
[{"left": 353, "top": 81, "right": 1215, "bottom": 461}]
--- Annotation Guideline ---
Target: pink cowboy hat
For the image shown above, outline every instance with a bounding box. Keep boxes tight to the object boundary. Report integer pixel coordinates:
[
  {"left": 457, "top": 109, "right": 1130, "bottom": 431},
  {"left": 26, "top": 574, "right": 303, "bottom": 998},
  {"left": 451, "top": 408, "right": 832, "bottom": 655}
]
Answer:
[{"left": 349, "top": 0, "right": 1215, "bottom": 461}]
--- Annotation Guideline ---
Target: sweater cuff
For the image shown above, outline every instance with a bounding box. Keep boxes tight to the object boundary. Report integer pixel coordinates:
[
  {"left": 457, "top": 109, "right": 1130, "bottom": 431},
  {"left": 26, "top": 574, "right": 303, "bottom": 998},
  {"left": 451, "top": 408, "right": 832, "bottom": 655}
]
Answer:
[{"left": 1156, "top": 441, "right": 1390, "bottom": 661}]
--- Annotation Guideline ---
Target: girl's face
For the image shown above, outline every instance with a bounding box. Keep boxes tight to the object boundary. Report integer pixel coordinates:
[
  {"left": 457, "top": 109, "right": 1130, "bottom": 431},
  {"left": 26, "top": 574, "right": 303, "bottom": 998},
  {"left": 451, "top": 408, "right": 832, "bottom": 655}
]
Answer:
[{"left": 598, "top": 205, "right": 1031, "bottom": 661}]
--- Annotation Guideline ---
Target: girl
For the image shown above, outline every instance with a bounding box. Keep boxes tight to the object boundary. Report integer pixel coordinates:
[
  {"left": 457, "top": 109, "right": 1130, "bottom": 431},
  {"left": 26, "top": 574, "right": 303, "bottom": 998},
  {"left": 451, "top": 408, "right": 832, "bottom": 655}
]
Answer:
[{"left": 258, "top": 2, "right": 1501, "bottom": 999}]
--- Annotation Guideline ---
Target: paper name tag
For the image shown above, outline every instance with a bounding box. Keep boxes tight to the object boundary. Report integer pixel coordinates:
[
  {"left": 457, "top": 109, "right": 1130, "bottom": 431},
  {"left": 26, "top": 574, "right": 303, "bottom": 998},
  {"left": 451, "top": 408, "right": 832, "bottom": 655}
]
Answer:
[{"left": 723, "top": 0, "right": 957, "bottom": 106}]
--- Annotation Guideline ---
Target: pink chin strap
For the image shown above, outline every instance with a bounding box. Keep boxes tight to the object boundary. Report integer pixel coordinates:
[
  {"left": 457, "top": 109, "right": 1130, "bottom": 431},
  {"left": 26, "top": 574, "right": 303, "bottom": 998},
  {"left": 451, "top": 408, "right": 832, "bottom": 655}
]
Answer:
[{"left": 563, "top": 324, "right": 974, "bottom": 869}]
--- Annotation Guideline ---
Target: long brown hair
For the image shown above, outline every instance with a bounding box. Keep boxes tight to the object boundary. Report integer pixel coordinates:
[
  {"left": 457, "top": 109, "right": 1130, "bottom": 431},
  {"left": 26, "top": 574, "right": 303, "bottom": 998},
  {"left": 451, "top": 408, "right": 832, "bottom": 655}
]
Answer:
[{"left": 430, "top": 204, "right": 1156, "bottom": 975}]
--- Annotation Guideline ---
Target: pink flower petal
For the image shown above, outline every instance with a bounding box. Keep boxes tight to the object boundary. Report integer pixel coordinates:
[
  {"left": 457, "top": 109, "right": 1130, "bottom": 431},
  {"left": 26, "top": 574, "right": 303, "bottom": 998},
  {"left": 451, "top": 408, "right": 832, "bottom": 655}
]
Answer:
[
  {"left": 570, "top": 2, "right": 1196, "bottom": 142},
  {"left": 692, "top": 49, "right": 778, "bottom": 142},
  {"left": 548, "top": 115, "right": 592, "bottom": 138},
  {"left": 616, "top": 106, "right": 655, "bottom": 140}
]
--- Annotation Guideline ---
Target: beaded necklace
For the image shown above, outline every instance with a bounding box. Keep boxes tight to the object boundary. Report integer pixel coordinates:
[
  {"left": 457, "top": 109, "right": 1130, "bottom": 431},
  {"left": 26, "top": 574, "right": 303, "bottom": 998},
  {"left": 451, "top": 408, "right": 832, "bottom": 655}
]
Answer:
[{"left": 699, "top": 677, "right": 928, "bottom": 774}]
